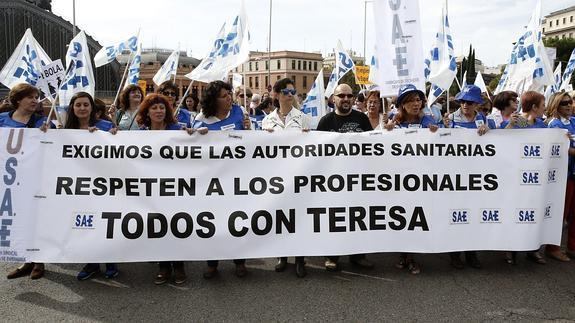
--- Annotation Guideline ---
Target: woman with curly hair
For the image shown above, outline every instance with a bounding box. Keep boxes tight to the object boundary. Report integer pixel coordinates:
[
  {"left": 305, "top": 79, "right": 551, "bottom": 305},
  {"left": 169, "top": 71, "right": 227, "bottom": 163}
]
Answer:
[
  {"left": 192, "top": 80, "right": 251, "bottom": 131},
  {"left": 112, "top": 84, "right": 143, "bottom": 130}
]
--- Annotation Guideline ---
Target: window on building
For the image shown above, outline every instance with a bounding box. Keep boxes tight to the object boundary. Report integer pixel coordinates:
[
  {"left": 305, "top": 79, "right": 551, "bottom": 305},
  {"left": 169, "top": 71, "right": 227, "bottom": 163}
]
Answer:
[
  {"left": 302, "top": 61, "right": 306, "bottom": 70},
  {"left": 563, "top": 34, "right": 566, "bottom": 39},
  {"left": 571, "top": 16, "right": 573, "bottom": 23},
  {"left": 292, "top": 60, "right": 296, "bottom": 70},
  {"left": 564, "top": 17, "right": 567, "bottom": 24},
  {"left": 557, "top": 19, "right": 559, "bottom": 26},
  {"left": 543, "top": 27, "right": 546, "bottom": 33},
  {"left": 570, "top": 32, "right": 573, "bottom": 38},
  {"left": 550, "top": 21, "right": 553, "bottom": 27},
  {"left": 303, "top": 76, "right": 308, "bottom": 89},
  {"left": 265, "top": 61, "right": 269, "bottom": 70},
  {"left": 277, "top": 60, "right": 281, "bottom": 69},
  {"left": 249, "top": 62, "right": 252, "bottom": 71},
  {"left": 291, "top": 75, "right": 296, "bottom": 86},
  {"left": 249, "top": 76, "right": 253, "bottom": 88},
  {"left": 277, "top": 75, "right": 281, "bottom": 81},
  {"left": 255, "top": 76, "right": 259, "bottom": 88},
  {"left": 265, "top": 76, "right": 269, "bottom": 87},
  {"left": 298, "top": 60, "right": 301, "bottom": 70},
  {"left": 314, "top": 62, "right": 318, "bottom": 71},
  {"left": 255, "top": 62, "right": 259, "bottom": 71}
]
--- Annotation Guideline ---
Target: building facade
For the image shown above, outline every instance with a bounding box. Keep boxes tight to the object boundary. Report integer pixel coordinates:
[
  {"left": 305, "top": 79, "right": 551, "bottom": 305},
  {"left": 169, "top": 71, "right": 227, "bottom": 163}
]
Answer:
[
  {"left": 231, "top": 51, "right": 324, "bottom": 95},
  {"left": 542, "top": 6, "right": 575, "bottom": 40},
  {"left": 0, "top": 0, "right": 120, "bottom": 98}
]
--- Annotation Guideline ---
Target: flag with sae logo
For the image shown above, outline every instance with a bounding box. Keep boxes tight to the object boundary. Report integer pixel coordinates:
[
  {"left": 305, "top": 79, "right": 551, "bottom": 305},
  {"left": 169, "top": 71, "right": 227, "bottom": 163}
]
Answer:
[{"left": 58, "top": 31, "right": 96, "bottom": 108}]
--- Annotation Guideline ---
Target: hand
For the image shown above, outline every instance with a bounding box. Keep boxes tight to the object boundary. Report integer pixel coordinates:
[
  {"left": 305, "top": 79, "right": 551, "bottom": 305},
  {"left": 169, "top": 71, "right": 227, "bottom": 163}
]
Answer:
[
  {"left": 302, "top": 128, "right": 310, "bottom": 133},
  {"left": 265, "top": 128, "right": 274, "bottom": 133},
  {"left": 108, "top": 104, "right": 117, "bottom": 116},
  {"left": 429, "top": 124, "right": 439, "bottom": 133},
  {"left": 185, "top": 127, "right": 195, "bottom": 135},
  {"left": 88, "top": 126, "right": 98, "bottom": 133},
  {"left": 477, "top": 124, "right": 488, "bottom": 136},
  {"left": 243, "top": 114, "right": 252, "bottom": 130},
  {"left": 508, "top": 112, "right": 520, "bottom": 126},
  {"left": 109, "top": 128, "right": 118, "bottom": 135},
  {"left": 197, "top": 127, "right": 209, "bottom": 135},
  {"left": 39, "top": 123, "right": 49, "bottom": 133},
  {"left": 383, "top": 120, "right": 396, "bottom": 131}
]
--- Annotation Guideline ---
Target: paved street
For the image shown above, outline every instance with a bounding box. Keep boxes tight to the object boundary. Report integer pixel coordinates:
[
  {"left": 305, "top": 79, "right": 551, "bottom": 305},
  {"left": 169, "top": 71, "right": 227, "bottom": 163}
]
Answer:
[{"left": 1, "top": 250, "right": 575, "bottom": 322}]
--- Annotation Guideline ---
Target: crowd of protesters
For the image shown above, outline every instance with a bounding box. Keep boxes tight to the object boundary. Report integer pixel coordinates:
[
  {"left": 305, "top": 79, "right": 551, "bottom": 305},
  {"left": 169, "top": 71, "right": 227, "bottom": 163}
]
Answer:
[{"left": 1, "top": 78, "right": 574, "bottom": 284}]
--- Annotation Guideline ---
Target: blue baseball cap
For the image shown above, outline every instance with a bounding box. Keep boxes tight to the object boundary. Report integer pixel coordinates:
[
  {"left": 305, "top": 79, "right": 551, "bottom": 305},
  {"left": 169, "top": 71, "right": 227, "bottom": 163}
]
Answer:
[
  {"left": 455, "top": 85, "right": 484, "bottom": 104},
  {"left": 396, "top": 84, "right": 425, "bottom": 106}
]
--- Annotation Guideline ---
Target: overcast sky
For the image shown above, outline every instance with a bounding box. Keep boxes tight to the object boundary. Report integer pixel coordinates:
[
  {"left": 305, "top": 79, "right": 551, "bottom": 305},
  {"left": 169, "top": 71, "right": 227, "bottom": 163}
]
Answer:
[{"left": 50, "top": 0, "right": 573, "bottom": 67}]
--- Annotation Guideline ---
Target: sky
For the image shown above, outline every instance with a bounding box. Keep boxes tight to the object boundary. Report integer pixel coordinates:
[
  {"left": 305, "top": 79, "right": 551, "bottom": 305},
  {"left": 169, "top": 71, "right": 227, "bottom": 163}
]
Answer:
[{"left": 50, "top": 0, "right": 574, "bottom": 67}]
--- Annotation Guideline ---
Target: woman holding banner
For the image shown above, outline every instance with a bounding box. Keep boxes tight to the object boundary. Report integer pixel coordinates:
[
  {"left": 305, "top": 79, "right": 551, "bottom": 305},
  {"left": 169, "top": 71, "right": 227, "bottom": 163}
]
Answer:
[
  {"left": 487, "top": 91, "right": 519, "bottom": 129},
  {"left": 365, "top": 89, "right": 387, "bottom": 130},
  {"left": 56, "top": 92, "right": 120, "bottom": 280},
  {"left": 545, "top": 92, "right": 575, "bottom": 261},
  {"left": 384, "top": 84, "right": 437, "bottom": 275},
  {"left": 194, "top": 80, "right": 250, "bottom": 279},
  {"left": 2, "top": 83, "right": 53, "bottom": 280},
  {"left": 501, "top": 91, "right": 550, "bottom": 265},
  {"left": 112, "top": 84, "right": 144, "bottom": 130},
  {"left": 262, "top": 78, "right": 310, "bottom": 277},
  {"left": 137, "top": 93, "right": 191, "bottom": 285}
]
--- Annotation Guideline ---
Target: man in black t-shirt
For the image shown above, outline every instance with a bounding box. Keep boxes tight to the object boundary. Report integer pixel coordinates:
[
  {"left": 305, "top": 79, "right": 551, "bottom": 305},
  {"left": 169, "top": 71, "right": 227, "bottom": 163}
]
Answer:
[
  {"left": 316, "top": 84, "right": 375, "bottom": 272},
  {"left": 317, "top": 84, "right": 373, "bottom": 132}
]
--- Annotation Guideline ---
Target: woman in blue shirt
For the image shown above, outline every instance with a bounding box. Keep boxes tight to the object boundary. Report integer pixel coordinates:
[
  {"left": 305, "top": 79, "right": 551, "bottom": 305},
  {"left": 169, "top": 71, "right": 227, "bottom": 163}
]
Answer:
[
  {"left": 545, "top": 92, "right": 575, "bottom": 261},
  {"left": 443, "top": 85, "right": 489, "bottom": 136},
  {"left": 3, "top": 83, "right": 51, "bottom": 280},
  {"left": 197, "top": 81, "right": 250, "bottom": 279}
]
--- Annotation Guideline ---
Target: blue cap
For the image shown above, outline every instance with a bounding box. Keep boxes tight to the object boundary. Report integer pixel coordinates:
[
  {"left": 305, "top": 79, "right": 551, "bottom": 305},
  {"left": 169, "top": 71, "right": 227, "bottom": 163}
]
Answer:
[
  {"left": 397, "top": 84, "right": 425, "bottom": 106},
  {"left": 455, "top": 85, "right": 484, "bottom": 104}
]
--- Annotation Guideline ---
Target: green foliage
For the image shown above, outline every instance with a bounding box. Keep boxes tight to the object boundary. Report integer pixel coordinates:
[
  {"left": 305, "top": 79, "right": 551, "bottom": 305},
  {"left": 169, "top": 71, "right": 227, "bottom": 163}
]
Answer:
[{"left": 488, "top": 75, "right": 501, "bottom": 92}]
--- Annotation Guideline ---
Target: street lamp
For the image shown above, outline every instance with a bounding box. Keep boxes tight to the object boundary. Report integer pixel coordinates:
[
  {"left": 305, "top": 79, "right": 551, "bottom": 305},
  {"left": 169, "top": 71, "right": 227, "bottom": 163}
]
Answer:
[
  {"left": 267, "top": 0, "right": 272, "bottom": 91},
  {"left": 363, "top": 0, "right": 373, "bottom": 64}
]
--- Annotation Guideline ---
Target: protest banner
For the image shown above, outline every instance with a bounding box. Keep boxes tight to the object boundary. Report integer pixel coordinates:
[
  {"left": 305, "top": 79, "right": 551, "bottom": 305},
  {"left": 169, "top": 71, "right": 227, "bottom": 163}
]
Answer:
[{"left": 0, "top": 128, "right": 568, "bottom": 263}]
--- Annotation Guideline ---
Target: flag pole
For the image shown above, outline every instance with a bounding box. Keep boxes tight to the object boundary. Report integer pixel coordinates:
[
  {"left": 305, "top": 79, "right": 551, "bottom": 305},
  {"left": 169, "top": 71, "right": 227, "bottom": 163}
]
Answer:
[{"left": 174, "top": 80, "right": 193, "bottom": 118}]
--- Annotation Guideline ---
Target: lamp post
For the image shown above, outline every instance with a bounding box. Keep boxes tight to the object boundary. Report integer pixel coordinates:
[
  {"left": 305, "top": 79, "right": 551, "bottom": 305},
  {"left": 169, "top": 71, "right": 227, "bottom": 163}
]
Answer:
[
  {"left": 363, "top": 0, "right": 373, "bottom": 64},
  {"left": 267, "top": 0, "right": 273, "bottom": 91},
  {"left": 72, "top": 0, "right": 77, "bottom": 37}
]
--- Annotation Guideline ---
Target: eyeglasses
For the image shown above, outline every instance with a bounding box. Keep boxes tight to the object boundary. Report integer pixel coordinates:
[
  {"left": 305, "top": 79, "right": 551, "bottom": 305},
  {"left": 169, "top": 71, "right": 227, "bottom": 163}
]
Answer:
[
  {"left": 280, "top": 89, "right": 297, "bottom": 96},
  {"left": 559, "top": 100, "right": 573, "bottom": 107},
  {"left": 162, "top": 91, "right": 177, "bottom": 97},
  {"left": 461, "top": 100, "right": 477, "bottom": 105},
  {"left": 335, "top": 93, "right": 354, "bottom": 99}
]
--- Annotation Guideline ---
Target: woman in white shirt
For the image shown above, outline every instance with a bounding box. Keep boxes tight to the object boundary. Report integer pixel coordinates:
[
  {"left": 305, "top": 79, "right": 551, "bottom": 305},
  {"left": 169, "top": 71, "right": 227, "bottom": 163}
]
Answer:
[
  {"left": 261, "top": 78, "right": 311, "bottom": 131},
  {"left": 365, "top": 89, "right": 387, "bottom": 130}
]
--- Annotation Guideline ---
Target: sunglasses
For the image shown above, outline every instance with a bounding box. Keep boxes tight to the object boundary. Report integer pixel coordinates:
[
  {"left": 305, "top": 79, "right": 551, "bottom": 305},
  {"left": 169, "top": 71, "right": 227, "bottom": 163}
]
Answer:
[
  {"left": 461, "top": 100, "right": 477, "bottom": 105},
  {"left": 335, "top": 93, "right": 354, "bottom": 99},
  {"left": 559, "top": 100, "right": 573, "bottom": 107},
  {"left": 280, "top": 89, "right": 297, "bottom": 96},
  {"left": 162, "top": 91, "right": 177, "bottom": 97},
  {"left": 238, "top": 94, "right": 253, "bottom": 98}
]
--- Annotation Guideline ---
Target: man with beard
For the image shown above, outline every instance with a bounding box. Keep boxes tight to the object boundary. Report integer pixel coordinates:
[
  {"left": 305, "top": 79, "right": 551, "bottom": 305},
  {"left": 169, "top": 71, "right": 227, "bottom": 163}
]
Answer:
[
  {"left": 316, "top": 83, "right": 374, "bottom": 271},
  {"left": 317, "top": 84, "right": 373, "bottom": 132}
]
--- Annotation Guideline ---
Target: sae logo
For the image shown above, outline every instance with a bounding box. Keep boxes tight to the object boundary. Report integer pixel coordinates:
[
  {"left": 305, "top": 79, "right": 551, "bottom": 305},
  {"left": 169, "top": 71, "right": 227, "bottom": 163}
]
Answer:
[
  {"left": 544, "top": 204, "right": 552, "bottom": 220},
  {"left": 73, "top": 212, "right": 96, "bottom": 230},
  {"left": 480, "top": 209, "right": 501, "bottom": 223},
  {"left": 548, "top": 169, "right": 558, "bottom": 183},
  {"left": 516, "top": 208, "right": 537, "bottom": 224},
  {"left": 550, "top": 143, "right": 562, "bottom": 159},
  {"left": 520, "top": 170, "right": 541, "bottom": 185},
  {"left": 521, "top": 143, "right": 543, "bottom": 159},
  {"left": 450, "top": 209, "right": 470, "bottom": 225}
]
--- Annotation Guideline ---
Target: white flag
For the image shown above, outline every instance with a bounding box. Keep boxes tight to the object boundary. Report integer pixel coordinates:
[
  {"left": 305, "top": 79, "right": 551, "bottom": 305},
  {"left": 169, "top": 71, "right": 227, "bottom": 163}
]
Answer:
[
  {"left": 58, "top": 30, "right": 96, "bottom": 108},
  {"left": 126, "top": 43, "right": 142, "bottom": 87},
  {"left": 94, "top": 34, "right": 138, "bottom": 68},
  {"left": 324, "top": 40, "right": 356, "bottom": 98},
  {"left": 368, "top": 46, "right": 380, "bottom": 88},
  {"left": 544, "top": 62, "right": 563, "bottom": 102},
  {"left": 153, "top": 50, "right": 179, "bottom": 86},
  {"left": 495, "top": 0, "right": 553, "bottom": 94},
  {"left": 186, "top": 1, "right": 250, "bottom": 83},
  {"left": 370, "top": 0, "right": 425, "bottom": 96},
  {"left": 0, "top": 29, "right": 52, "bottom": 93},
  {"left": 425, "top": 3, "right": 457, "bottom": 91},
  {"left": 232, "top": 73, "right": 243, "bottom": 89},
  {"left": 462, "top": 71, "right": 468, "bottom": 89},
  {"left": 474, "top": 71, "right": 488, "bottom": 94},
  {"left": 560, "top": 49, "right": 575, "bottom": 92},
  {"left": 301, "top": 69, "right": 326, "bottom": 130}
]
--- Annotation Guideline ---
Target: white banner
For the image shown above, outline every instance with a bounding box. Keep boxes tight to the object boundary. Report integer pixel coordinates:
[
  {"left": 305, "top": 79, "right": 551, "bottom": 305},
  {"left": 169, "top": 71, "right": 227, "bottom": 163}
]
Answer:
[
  {"left": 0, "top": 128, "right": 568, "bottom": 263},
  {"left": 371, "top": 0, "right": 425, "bottom": 96}
]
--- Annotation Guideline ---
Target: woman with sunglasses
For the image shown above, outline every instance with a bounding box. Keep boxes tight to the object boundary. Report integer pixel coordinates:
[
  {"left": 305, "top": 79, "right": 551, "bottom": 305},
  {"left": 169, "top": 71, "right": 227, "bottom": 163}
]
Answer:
[
  {"left": 113, "top": 84, "right": 143, "bottom": 130},
  {"left": 193, "top": 80, "right": 250, "bottom": 279},
  {"left": 384, "top": 84, "right": 436, "bottom": 275},
  {"left": 158, "top": 81, "right": 193, "bottom": 129},
  {"left": 545, "top": 92, "right": 575, "bottom": 261},
  {"left": 262, "top": 78, "right": 310, "bottom": 277},
  {"left": 443, "top": 85, "right": 489, "bottom": 136},
  {"left": 261, "top": 78, "right": 311, "bottom": 132}
]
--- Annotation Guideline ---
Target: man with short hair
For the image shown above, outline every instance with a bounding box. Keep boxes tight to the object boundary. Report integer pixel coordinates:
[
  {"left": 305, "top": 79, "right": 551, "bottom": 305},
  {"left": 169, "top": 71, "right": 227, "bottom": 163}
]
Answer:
[{"left": 316, "top": 83, "right": 374, "bottom": 271}]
